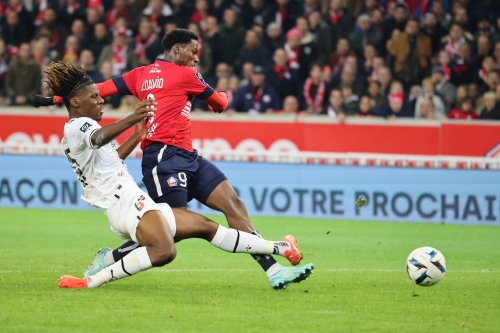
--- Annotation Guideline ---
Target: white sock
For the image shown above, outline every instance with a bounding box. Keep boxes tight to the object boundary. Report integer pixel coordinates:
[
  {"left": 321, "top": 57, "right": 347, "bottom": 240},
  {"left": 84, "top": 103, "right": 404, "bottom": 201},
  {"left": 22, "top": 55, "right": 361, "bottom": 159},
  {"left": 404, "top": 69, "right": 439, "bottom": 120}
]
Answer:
[
  {"left": 210, "top": 225, "right": 291, "bottom": 256},
  {"left": 87, "top": 247, "right": 152, "bottom": 288}
]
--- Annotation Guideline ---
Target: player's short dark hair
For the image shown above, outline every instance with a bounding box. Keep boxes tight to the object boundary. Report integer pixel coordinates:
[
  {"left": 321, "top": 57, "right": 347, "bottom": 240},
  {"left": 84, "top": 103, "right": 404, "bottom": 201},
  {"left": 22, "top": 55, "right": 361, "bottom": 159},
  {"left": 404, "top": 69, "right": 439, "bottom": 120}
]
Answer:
[
  {"left": 44, "top": 61, "right": 94, "bottom": 108},
  {"left": 161, "top": 28, "right": 199, "bottom": 52}
]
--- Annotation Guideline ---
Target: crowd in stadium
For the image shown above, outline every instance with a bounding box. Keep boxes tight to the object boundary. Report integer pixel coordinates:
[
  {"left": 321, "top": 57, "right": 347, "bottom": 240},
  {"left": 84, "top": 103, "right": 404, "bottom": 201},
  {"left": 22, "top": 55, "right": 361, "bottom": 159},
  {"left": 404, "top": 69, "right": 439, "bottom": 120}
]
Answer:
[{"left": 1, "top": 0, "right": 500, "bottom": 120}]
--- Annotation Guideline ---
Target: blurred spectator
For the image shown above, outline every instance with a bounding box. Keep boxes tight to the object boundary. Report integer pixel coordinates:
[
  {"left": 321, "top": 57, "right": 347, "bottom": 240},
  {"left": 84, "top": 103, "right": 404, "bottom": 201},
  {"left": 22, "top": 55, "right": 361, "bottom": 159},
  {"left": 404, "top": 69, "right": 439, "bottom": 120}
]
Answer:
[
  {"left": 443, "top": 23, "right": 468, "bottom": 57},
  {"left": 323, "top": 0, "right": 354, "bottom": 47},
  {"left": 219, "top": 8, "right": 246, "bottom": 66},
  {"left": 368, "top": 56, "right": 384, "bottom": 82},
  {"left": 336, "top": 63, "right": 364, "bottom": 96},
  {"left": 142, "top": 0, "right": 173, "bottom": 32},
  {"left": 240, "top": 62, "right": 254, "bottom": 86},
  {"left": 170, "top": 0, "right": 191, "bottom": 28},
  {"left": 496, "top": 85, "right": 500, "bottom": 101},
  {"left": 348, "top": 14, "right": 381, "bottom": 57},
  {"left": 296, "top": 16, "right": 318, "bottom": 64},
  {"left": 479, "top": 91, "right": 500, "bottom": 120},
  {"left": 322, "top": 88, "right": 346, "bottom": 119},
  {"left": 207, "top": 62, "right": 231, "bottom": 87},
  {"left": 80, "top": 49, "right": 104, "bottom": 83},
  {"left": 264, "top": 0, "right": 302, "bottom": 34},
  {"left": 131, "top": 19, "right": 158, "bottom": 66},
  {"left": 431, "top": 0, "right": 451, "bottom": 30},
  {"left": 361, "top": 44, "right": 377, "bottom": 78},
  {"left": 88, "top": 22, "right": 111, "bottom": 60},
  {"left": 367, "top": 80, "right": 385, "bottom": 108},
  {"left": 408, "top": 84, "right": 423, "bottom": 111},
  {"left": 437, "top": 50, "right": 452, "bottom": 80},
  {"left": 98, "top": 27, "right": 138, "bottom": 76},
  {"left": 354, "top": 95, "right": 373, "bottom": 117},
  {"left": 447, "top": 96, "right": 478, "bottom": 119},
  {"left": 5, "top": 0, "right": 32, "bottom": 36},
  {"left": 370, "top": 8, "right": 384, "bottom": 35},
  {"left": 302, "top": 63, "right": 327, "bottom": 114},
  {"left": 308, "top": 11, "right": 330, "bottom": 66},
  {"left": 239, "top": 0, "right": 266, "bottom": 29},
  {"left": 328, "top": 38, "right": 355, "bottom": 77},
  {"left": 476, "top": 35, "right": 492, "bottom": 60},
  {"left": 373, "top": 92, "right": 414, "bottom": 118},
  {"left": 202, "top": 16, "right": 225, "bottom": 70},
  {"left": 5, "top": 43, "right": 41, "bottom": 105},
  {"left": 62, "top": 35, "right": 79, "bottom": 64},
  {"left": 38, "top": 8, "right": 67, "bottom": 54},
  {"left": 278, "top": 95, "right": 300, "bottom": 114},
  {"left": 415, "top": 78, "right": 446, "bottom": 117},
  {"left": 2, "top": 11, "right": 29, "bottom": 48},
  {"left": 32, "top": 38, "right": 50, "bottom": 67},
  {"left": 229, "top": 65, "right": 280, "bottom": 113},
  {"left": 284, "top": 27, "right": 315, "bottom": 82},
  {"left": 57, "top": 0, "right": 87, "bottom": 30},
  {"left": 376, "top": 66, "right": 392, "bottom": 98},
  {"left": 421, "top": 12, "right": 447, "bottom": 56},
  {"left": 455, "top": 84, "right": 468, "bottom": 104},
  {"left": 382, "top": 3, "right": 408, "bottom": 47},
  {"left": 484, "top": 71, "right": 500, "bottom": 95},
  {"left": 468, "top": 82, "right": 483, "bottom": 114},
  {"left": 188, "top": 22, "right": 212, "bottom": 77},
  {"left": 71, "top": 19, "right": 89, "bottom": 51},
  {"left": 341, "top": 85, "right": 359, "bottom": 115},
  {"left": 263, "top": 22, "right": 284, "bottom": 56},
  {"left": 191, "top": 0, "right": 210, "bottom": 27},
  {"left": 431, "top": 65, "right": 457, "bottom": 112},
  {"left": 304, "top": 0, "right": 320, "bottom": 15},
  {"left": 494, "top": 42, "right": 500, "bottom": 72},
  {"left": 106, "top": 0, "right": 133, "bottom": 28},
  {"left": 266, "top": 48, "right": 299, "bottom": 105},
  {"left": 237, "top": 29, "right": 270, "bottom": 73},
  {"left": 387, "top": 18, "right": 431, "bottom": 90},
  {"left": 0, "top": 38, "right": 8, "bottom": 104},
  {"left": 451, "top": 43, "right": 477, "bottom": 87},
  {"left": 417, "top": 97, "right": 438, "bottom": 119}
]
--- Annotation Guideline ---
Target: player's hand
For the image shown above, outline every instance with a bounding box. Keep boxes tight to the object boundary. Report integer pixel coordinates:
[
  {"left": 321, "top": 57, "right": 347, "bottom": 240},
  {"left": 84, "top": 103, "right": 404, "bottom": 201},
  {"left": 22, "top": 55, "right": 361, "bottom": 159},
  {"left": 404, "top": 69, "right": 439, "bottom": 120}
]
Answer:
[{"left": 132, "top": 98, "right": 157, "bottom": 123}]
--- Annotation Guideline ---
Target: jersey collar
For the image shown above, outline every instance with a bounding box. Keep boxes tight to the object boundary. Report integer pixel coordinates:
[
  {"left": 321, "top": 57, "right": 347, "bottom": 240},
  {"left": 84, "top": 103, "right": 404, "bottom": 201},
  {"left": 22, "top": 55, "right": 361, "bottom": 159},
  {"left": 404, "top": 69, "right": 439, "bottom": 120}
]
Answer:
[{"left": 156, "top": 58, "right": 171, "bottom": 63}]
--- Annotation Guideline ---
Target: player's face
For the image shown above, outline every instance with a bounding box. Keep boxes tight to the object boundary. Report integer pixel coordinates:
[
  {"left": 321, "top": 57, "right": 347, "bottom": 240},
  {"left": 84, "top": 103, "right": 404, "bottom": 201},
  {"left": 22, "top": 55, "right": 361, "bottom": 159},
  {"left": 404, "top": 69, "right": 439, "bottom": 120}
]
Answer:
[
  {"left": 74, "top": 84, "right": 105, "bottom": 121},
  {"left": 176, "top": 40, "right": 199, "bottom": 68}
]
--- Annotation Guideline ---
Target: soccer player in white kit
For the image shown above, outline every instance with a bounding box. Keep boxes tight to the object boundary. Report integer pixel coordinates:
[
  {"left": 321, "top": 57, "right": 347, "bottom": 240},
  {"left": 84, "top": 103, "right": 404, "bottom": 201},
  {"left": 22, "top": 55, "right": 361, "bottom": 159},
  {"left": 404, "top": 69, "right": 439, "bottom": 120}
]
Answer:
[{"left": 44, "top": 61, "right": 312, "bottom": 289}]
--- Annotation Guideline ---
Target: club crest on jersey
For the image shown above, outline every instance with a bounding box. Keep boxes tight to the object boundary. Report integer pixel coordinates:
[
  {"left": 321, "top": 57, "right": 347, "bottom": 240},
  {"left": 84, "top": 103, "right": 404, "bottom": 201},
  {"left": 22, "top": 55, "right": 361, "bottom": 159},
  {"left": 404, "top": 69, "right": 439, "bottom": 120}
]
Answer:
[
  {"left": 79, "top": 122, "right": 92, "bottom": 133},
  {"left": 195, "top": 71, "right": 206, "bottom": 85},
  {"left": 135, "top": 201, "right": 145, "bottom": 211},
  {"left": 167, "top": 177, "right": 178, "bottom": 187}
]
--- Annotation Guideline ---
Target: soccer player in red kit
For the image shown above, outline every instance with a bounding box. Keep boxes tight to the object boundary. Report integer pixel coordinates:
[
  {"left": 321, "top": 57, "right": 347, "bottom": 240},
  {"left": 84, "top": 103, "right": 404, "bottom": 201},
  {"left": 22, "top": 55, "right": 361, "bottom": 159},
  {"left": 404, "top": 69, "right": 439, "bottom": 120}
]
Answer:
[{"left": 35, "top": 29, "right": 313, "bottom": 289}]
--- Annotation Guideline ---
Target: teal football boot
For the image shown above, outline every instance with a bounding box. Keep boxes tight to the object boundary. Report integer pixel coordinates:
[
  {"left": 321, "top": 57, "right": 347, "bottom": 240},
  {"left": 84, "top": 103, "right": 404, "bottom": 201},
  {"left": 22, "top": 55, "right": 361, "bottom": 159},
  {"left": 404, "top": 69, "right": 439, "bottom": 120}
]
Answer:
[
  {"left": 83, "top": 247, "right": 112, "bottom": 277},
  {"left": 268, "top": 263, "right": 314, "bottom": 290}
]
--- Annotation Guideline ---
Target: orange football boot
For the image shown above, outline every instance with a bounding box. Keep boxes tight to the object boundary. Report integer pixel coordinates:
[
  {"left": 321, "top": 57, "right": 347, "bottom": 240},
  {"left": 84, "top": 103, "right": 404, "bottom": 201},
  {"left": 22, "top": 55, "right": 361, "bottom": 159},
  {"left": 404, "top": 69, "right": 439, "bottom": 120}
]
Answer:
[
  {"left": 58, "top": 275, "right": 89, "bottom": 288},
  {"left": 283, "top": 235, "right": 303, "bottom": 265}
]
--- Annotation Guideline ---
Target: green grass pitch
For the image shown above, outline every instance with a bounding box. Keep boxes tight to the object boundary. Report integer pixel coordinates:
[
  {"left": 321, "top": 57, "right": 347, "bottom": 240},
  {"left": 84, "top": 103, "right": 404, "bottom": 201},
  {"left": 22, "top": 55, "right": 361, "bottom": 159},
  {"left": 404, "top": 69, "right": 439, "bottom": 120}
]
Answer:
[{"left": 1, "top": 208, "right": 499, "bottom": 333}]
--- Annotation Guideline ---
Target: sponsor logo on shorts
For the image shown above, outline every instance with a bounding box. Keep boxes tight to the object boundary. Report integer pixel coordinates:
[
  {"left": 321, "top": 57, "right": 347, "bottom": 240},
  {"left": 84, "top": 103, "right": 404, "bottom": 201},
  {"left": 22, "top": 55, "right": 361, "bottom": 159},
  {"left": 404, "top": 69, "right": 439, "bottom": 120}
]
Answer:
[
  {"left": 79, "top": 122, "right": 92, "bottom": 133},
  {"left": 167, "top": 177, "right": 178, "bottom": 187},
  {"left": 137, "top": 195, "right": 145, "bottom": 201},
  {"left": 135, "top": 201, "right": 145, "bottom": 211}
]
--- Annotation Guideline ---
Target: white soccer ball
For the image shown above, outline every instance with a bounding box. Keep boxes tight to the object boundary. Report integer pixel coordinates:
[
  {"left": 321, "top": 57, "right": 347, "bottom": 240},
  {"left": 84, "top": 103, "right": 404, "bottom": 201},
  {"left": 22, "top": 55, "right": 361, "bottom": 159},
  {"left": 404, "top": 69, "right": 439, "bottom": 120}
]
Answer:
[{"left": 406, "top": 247, "right": 446, "bottom": 286}]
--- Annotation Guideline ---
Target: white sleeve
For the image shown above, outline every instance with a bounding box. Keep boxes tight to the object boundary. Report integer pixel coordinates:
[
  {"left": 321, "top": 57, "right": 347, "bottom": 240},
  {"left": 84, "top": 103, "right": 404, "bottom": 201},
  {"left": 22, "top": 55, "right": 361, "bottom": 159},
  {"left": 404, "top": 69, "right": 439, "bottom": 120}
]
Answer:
[{"left": 66, "top": 117, "right": 102, "bottom": 152}]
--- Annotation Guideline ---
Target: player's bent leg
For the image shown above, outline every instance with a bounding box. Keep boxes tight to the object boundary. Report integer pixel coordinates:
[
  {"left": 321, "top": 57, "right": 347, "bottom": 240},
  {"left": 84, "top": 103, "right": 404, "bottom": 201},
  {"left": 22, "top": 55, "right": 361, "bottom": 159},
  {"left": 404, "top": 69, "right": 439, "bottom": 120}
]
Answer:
[
  {"left": 61, "top": 210, "right": 176, "bottom": 289},
  {"left": 171, "top": 208, "right": 302, "bottom": 264},
  {"left": 204, "top": 180, "right": 288, "bottom": 280}
]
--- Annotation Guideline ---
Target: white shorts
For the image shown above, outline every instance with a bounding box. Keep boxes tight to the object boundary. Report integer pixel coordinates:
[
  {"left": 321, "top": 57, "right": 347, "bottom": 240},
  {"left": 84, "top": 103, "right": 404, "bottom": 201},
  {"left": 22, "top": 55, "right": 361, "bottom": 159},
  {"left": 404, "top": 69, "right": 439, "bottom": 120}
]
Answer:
[{"left": 104, "top": 184, "right": 176, "bottom": 243}]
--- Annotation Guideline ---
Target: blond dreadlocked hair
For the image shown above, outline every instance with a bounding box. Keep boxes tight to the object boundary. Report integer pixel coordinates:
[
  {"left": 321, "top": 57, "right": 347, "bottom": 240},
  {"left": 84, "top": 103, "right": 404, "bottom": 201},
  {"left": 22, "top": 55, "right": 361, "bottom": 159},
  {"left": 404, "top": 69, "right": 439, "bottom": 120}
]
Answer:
[{"left": 44, "top": 61, "right": 94, "bottom": 108}]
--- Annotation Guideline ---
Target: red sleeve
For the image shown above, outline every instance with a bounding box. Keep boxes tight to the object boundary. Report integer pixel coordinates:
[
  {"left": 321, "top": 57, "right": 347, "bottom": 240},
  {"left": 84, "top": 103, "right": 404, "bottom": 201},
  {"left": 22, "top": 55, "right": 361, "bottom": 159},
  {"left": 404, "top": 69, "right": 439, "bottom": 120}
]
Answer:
[
  {"left": 205, "top": 91, "right": 228, "bottom": 111},
  {"left": 96, "top": 80, "right": 119, "bottom": 98}
]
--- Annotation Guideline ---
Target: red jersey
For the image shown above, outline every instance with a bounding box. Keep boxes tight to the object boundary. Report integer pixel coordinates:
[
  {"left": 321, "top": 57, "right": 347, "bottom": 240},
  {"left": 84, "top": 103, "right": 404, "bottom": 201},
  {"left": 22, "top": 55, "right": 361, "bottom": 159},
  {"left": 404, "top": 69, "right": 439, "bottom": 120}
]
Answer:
[{"left": 98, "top": 59, "right": 227, "bottom": 151}]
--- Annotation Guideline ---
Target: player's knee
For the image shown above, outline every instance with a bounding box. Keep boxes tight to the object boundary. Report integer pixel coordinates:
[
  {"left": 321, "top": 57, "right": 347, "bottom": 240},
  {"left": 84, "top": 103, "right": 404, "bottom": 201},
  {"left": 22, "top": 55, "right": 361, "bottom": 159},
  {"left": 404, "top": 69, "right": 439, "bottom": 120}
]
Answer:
[{"left": 150, "top": 244, "right": 177, "bottom": 267}]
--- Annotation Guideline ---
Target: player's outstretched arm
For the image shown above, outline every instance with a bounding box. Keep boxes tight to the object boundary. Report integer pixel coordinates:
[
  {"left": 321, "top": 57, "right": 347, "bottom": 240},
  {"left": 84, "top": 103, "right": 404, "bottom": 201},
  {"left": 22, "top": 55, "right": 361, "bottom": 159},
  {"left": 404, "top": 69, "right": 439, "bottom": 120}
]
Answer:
[
  {"left": 95, "top": 80, "right": 120, "bottom": 98},
  {"left": 116, "top": 108, "right": 152, "bottom": 160},
  {"left": 205, "top": 91, "right": 229, "bottom": 113},
  {"left": 91, "top": 99, "right": 156, "bottom": 149}
]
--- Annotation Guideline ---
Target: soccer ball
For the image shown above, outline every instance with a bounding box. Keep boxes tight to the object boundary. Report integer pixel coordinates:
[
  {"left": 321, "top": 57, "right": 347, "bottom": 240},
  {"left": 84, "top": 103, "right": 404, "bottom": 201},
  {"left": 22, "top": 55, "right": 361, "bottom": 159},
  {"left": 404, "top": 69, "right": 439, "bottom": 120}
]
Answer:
[{"left": 406, "top": 247, "right": 446, "bottom": 286}]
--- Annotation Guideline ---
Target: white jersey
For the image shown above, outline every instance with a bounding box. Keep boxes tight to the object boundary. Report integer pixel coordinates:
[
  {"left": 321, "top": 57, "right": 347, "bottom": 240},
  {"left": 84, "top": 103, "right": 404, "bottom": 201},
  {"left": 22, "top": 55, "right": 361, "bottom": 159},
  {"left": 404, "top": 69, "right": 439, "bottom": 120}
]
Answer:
[{"left": 61, "top": 117, "right": 136, "bottom": 209}]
